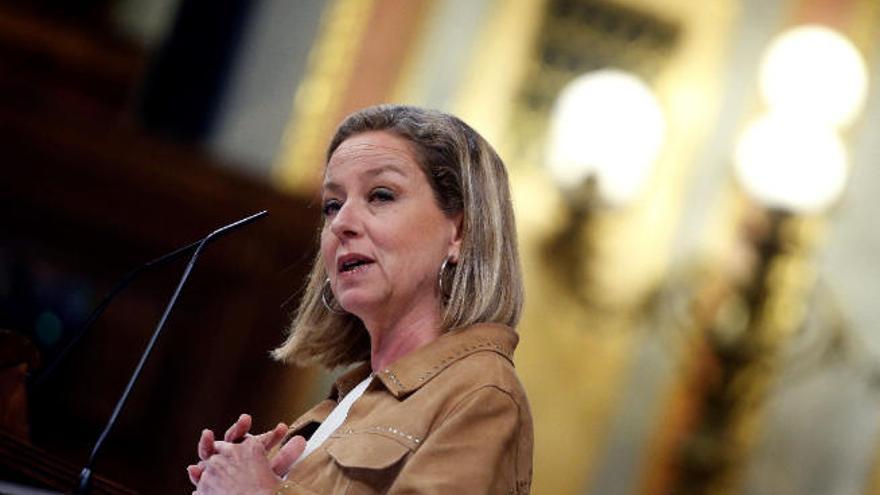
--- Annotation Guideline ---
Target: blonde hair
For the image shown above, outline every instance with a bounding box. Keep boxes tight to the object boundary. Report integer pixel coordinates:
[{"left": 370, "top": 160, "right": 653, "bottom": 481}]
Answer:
[{"left": 273, "top": 105, "right": 523, "bottom": 368}]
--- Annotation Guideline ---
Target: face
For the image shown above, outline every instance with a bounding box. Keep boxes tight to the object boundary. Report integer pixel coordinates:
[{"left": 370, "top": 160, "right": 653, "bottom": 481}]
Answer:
[{"left": 320, "top": 131, "right": 462, "bottom": 329}]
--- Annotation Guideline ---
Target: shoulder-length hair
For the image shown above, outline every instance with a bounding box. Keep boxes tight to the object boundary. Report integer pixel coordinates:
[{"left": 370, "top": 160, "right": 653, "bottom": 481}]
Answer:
[{"left": 272, "top": 104, "right": 523, "bottom": 368}]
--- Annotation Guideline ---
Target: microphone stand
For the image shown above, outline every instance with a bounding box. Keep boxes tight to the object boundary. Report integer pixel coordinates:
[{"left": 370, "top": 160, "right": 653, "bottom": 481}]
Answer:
[{"left": 71, "top": 210, "right": 267, "bottom": 494}]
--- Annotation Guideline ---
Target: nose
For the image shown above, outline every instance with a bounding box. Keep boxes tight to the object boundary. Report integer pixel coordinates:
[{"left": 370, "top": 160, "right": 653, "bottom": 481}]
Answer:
[{"left": 329, "top": 201, "right": 362, "bottom": 239}]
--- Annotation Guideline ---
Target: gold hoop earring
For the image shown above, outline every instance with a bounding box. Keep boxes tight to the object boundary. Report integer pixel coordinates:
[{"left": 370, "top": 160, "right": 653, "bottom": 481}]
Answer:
[
  {"left": 438, "top": 257, "right": 456, "bottom": 303},
  {"left": 321, "top": 278, "right": 346, "bottom": 314}
]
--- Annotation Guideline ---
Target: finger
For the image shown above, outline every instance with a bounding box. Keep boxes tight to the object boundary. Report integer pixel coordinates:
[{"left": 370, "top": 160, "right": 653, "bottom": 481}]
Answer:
[
  {"left": 271, "top": 435, "right": 306, "bottom": 477},
  {"left": 186, "top": 464, "right": 203, "bottom": 486},
  {"left": 211, "top": 439, "right": 244, "bottom": 457},
  {"left": 257, "top": 423, "right": 289, "bottom": 451},
  {"left": 198, "top": 429, "right": 215, "bottom": 461},
  {"left": 224, "top": 413, "right": 252, "bottom": 442}
]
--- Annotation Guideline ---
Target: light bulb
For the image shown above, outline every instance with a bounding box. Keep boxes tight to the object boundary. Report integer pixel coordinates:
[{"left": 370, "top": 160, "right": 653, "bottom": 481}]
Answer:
[
  {"left": 547, "top": 69, "right": 666, "bottom": 206},
  {"left": 734, "top": 112, "right": 848, "bottom": 213},
  {"left": 759, "top": 25, "right": 868, "bottom": 128}
]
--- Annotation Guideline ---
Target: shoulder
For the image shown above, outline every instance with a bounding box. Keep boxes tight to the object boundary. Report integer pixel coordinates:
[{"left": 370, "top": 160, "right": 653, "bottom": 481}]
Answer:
[
  {"left": 445, "top": 349, "right": 525, "bottom": 397},
  {"left": 424, "top": 333, "right": 531, "bottom": 422},
  {"left": 378, "top": 322, "right": 531, "bottom": 418}
]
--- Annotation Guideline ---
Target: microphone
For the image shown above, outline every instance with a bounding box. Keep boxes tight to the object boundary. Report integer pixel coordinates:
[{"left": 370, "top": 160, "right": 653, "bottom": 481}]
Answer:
[{"left": 55, "top": 210, "right": 268, "bottom": 494}]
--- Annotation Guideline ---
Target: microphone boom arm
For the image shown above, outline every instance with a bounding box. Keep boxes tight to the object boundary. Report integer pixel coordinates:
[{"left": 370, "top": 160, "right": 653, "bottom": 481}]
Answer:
[{"left": 74, "top": 210, "right": 268, "bottom": 494}]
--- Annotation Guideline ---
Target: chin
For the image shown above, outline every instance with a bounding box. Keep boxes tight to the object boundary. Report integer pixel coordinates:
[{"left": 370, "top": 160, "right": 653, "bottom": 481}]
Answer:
[{"left": 338, "top": 292, "right": 382, "bottom": 317}]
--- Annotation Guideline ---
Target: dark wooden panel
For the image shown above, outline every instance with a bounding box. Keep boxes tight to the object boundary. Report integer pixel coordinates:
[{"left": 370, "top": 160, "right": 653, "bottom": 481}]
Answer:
[{"left": 0, "top": 101, "right": 322, "bottom": 494}]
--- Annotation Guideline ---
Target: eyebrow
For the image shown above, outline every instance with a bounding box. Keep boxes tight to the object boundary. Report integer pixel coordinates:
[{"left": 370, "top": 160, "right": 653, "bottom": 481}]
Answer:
[
  {"left": 364, "top": 163, "right": 408, "bottom": 179},
  {"left": 322, "top": 163, "right": 409, "bottom": 194}
]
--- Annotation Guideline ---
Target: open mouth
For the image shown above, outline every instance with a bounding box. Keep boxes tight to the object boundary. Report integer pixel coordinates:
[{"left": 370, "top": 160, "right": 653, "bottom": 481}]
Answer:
[{"left": 338, "top": 255, "right": 375, "bottom": 273}]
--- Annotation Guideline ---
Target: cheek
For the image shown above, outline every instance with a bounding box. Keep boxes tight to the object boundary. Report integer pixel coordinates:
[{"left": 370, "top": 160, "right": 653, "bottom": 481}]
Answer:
[{"left": 390, "top": 220, "right": 451, "bottom": 265}]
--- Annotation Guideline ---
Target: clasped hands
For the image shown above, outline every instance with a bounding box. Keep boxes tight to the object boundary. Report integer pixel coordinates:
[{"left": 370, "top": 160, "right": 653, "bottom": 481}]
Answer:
[{"left": 187, "top": 413, "right": 306, "bottom": 494}]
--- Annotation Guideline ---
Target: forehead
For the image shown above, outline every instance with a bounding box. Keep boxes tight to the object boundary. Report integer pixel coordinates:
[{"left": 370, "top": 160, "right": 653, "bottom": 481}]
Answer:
[{"left": 324, "top": 131, "right": 421, "bottom": 179}]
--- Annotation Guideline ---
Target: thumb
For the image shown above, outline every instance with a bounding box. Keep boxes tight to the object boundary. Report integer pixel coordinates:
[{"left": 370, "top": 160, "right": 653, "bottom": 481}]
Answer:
[{"left": 271, "top": 435, "right": 306, "bottom": 477}]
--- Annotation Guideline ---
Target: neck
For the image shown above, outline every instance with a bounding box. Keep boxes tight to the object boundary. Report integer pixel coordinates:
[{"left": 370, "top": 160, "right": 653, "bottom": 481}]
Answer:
[{"left": 366, "top": 310, "right": 442, "bottom": 372}]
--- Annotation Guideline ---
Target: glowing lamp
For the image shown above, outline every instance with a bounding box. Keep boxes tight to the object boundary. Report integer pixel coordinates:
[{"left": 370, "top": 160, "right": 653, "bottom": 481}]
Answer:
[
  {"left": 547, "top": 69, "right": 666, "bottom": 206},
  {"left": 734, "top": 113, "right": 848, "bottom": 214},
  {"left": 759, "top": 25, "right": 868, "bottom": 128}
]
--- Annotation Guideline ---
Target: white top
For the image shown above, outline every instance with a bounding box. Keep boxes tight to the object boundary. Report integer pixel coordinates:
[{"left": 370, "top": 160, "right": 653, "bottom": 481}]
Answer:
[{"left": 290, "top": 373, "right": 374, "bottom": 469}]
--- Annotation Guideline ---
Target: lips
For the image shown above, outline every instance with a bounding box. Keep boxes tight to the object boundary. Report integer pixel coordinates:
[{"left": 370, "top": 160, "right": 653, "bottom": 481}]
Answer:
[{"left": 337, "top": 253, "right": 375, "bottom": 273}]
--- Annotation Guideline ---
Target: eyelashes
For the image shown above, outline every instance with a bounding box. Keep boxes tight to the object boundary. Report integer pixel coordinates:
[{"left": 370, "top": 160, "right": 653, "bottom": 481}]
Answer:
[
  {"left": 369, "top": 188, "right": 395, "bottom": 203},
  {"left": 322, "top": 199, "right": 341, "bottom": 217},
  {"left": 322, "top": 188, "right": 396, "bottom": 218}
]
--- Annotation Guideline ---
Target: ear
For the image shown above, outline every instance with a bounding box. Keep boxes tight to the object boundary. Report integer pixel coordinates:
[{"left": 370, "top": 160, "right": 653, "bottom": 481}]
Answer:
[{"left": 447, "top": 212, "right": 464, "bottom": 263}]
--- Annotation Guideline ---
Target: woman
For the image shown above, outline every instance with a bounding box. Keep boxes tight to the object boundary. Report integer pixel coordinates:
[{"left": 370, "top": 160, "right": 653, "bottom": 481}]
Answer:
[{"left": 188, "top": 104, "right": 533, "bottom": 494}]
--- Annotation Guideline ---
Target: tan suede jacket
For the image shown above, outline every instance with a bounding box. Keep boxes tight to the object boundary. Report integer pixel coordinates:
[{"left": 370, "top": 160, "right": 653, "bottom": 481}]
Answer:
[{"left": 275, "top": 323, "right": 533, "bottom": 494}]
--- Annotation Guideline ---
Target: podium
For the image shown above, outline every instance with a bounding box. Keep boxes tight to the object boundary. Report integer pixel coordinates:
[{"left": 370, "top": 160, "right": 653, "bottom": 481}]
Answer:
[
  {"left": 0, "top": 430, "right": 137, "bottom": 495},
  {"left": 0, "top": 333, "right": 134, "bottom": 494}
]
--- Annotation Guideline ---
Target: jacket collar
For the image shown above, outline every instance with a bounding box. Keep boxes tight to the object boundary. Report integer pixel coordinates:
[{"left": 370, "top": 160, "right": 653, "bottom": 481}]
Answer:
[{"left": 333, "top": 323, "right": 518, "bottom": 400}]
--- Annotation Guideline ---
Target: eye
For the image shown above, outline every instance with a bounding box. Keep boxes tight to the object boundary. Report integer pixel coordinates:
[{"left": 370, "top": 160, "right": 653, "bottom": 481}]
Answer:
[
  {"left": 322, "top": 198, "right": 342, "bottom": 217},
  {"left": 369, "top": 188, "right": 395, "bottom": 203}
]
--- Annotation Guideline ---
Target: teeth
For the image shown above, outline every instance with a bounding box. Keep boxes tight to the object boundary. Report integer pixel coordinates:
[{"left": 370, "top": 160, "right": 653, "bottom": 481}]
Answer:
[{"left": 342, "top": 259, "right": 370, "bottom": 272}]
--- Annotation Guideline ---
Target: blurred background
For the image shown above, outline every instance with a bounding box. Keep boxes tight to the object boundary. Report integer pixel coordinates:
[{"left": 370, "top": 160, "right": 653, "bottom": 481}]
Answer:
[{"left": 1, "top": 0, "right": 879, "bottom": 493}]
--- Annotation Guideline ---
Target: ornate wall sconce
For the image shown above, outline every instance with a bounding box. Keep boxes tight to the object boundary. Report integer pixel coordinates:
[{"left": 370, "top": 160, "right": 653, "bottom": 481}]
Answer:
[
  {"left": 542, "top": 69, "right": 667, "bottom": 315},
  {"left": 665, "top": 23, "right": 871, "bottom": 495},
  {"left": 504, "top": 0, "right": 680, "bottom": 339}
]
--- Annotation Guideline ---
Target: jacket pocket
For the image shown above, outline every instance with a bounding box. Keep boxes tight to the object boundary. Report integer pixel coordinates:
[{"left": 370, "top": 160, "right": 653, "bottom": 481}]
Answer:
[
  {"left": 327, "top": 432, "right": 410, "bottom": 469},
  {"left": 326, "top": 433, "right": 411, "bottom": 494}
]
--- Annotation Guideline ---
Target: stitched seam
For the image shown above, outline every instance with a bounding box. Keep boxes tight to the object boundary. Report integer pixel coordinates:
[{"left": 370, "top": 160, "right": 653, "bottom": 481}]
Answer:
[
  {"left": 382, "top": 368, "right": 405, "bottom": 390},
  {"left": 436, "top": 383, "right": 518, "bottom": 431},
  {"left": 334, "top": 426, "right": 421, "bottom": 449},
  {"left": 514, "top": 400, "right": 522, "bottom": 494},
  {"left": 275, "top": 479, "right": 322, "bottom": 495},
  {"left": 413, "top": 340, "right": 512, "bottom": 386},
  {"left": 435, "top": 385, "right": 522, "bottom": 492}
]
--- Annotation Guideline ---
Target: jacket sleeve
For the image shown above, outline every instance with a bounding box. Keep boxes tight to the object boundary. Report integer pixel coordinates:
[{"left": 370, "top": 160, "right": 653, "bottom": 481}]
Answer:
[{"left": 388, "top": 385, "right": 528, "bottom": 494}]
